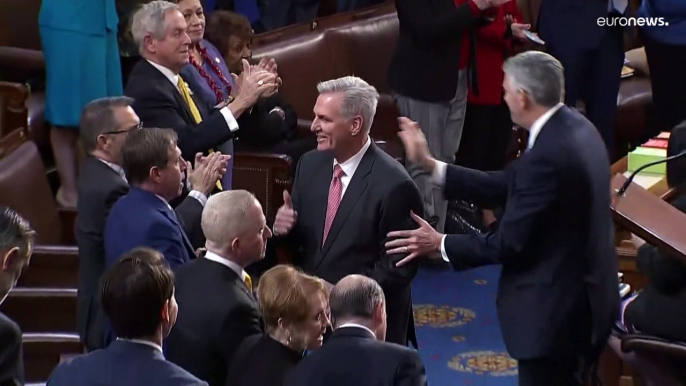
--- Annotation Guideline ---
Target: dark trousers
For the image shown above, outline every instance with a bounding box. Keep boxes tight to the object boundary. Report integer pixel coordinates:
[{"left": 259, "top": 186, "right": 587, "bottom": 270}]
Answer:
[
  {"left": 547, "top": 24, "right": 624, "bottom": 161},
  {"left": 455, "top": 102, "right": 512, "bottom": 171},
  {"left": 644, "top": 33, "right": 686, "bottom": 135}
]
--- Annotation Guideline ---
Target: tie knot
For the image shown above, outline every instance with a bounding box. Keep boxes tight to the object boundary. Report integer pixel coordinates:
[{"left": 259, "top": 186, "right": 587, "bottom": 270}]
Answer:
[
  {"left": 244, "top": 274, "right": 253, "bottom": 292},
  {"left": 333, "top": 164, "right": 344, "bottom": 179}
]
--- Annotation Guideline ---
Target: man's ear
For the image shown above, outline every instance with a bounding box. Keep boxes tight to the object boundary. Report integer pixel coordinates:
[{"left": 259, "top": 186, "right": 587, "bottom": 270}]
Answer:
[
  {"left": 1, "top": 247, "right": 19, "bottom": 271},
  {"left": 161, "top": 299, "right": 170, "bottom": 323},
  {"left": 350, "top": 116, "right": 364, "bottom": 137}
]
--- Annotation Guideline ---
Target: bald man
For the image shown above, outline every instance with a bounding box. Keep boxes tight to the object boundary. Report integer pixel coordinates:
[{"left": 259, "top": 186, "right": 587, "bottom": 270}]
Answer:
[{"left": 287, "top": 275, "right": 427, "bottom": 386}]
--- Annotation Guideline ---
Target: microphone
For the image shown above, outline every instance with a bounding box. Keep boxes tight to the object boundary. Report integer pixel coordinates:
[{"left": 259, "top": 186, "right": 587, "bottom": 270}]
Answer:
[{"left": 616, "top": 150, "right": 686, "bottom": 196}]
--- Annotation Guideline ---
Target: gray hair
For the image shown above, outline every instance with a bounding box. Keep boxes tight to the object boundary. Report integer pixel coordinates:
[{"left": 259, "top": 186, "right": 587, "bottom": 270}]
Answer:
[
  {"left": 202, "top": 190, "right": 258, "bottom": 250},
  {"left": 80, "top": 96, "right": 135, "bottom": 153},
  {"left": 131, "top": 1, "right": 180, "bottom": 54},
  {"left": 503, "top": 51, "right": 565, "bottom": 108},
  {"left": 329, "top": 275, "right": 385, "bottom": 327},
  {"left": 317, "top": 76, "right": 379, "bottom": 133}
]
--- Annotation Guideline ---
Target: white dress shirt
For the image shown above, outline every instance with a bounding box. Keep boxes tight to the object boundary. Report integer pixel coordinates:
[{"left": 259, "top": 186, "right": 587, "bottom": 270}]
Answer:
[
  {"left": 98, "top": 158, "right": 127, "bottom": 181},
  {"left": 146, "top": 60, "right": 239, "bottom": 132},
  {"left": 433, "top": 103, "right": 564, "bottom": 262},
  {"left": 337, "top": 322, "right": 376, "bottom": 339},
  {"left": 203, "top": 250, "right": 248, "bottom": 282},
  {"left": 116, "top": 338, "right": 163, "bottom": 354},
  {"left": 334, "top": 136, "right": 372, "bottom": 197}
]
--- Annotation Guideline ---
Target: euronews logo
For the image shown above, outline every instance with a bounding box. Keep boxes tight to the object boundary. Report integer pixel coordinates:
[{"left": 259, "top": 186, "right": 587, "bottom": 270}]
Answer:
[{"left": 597, "top": 17, "right": 669, "bottom": 27}]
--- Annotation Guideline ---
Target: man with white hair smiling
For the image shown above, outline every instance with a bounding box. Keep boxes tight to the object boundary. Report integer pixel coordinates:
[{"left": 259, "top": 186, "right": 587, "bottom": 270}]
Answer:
[
  {"left": 166, "top": 190, "right": 270, "bottom": 386},
  {"left": 273, "top": 76, "right": 424, "bottom": 347}
]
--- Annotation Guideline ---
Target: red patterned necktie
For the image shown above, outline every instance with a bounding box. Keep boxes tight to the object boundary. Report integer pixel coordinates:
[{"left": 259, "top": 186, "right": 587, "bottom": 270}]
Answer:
[{"left": 323, "top": 164, "right": 345, "bottom": 246}]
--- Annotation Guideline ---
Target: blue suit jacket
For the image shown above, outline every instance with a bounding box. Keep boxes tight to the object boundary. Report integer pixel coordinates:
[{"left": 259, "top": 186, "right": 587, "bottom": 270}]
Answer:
[
  {"left": 46, "top": 340, "right": 207, "bottom": 386},
  {"left": 39, "top": 0, "right": 118, "bottom": 34},
  {"left": 537, "top": 0, "right": 613, "bottom": 49},
  {"left": 442, "top": 106, "right": 619, "bottom": 360},
  {"left": 104, "top": 187, "right": 194, "bottom": 270}
]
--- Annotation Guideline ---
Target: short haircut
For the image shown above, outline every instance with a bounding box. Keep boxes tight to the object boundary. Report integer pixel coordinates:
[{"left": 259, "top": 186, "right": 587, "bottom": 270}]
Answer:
[
  {"left": 201, "top": 190, "right": 258, "bottom": 250},
  {"left": 329, "top": 275, "right": 384, "bottom": 326},
  {"left": 503, "top": 51, "right": 565, "bottom": 108},
  {"left": 100, "top": 247, "right": 175, "bottom": 339},
  {"left": 257, "top": 265, "right": 326, "bottom": 333},
  {"left": 204, "top": 10, "right": 252, "bottom": 58},
  {"left": 80, "top": 96, "right": 135, "bottom": 153},
  {"left": 121, "top": 127, "right": 178, "bottom": 185},
  {"left": 317, "top": 76, "right": 380, "bottom": 133},
  {"left": 0, "top": 207, "right": 35, "bottom": 261},
  {"left": 667, "top": 120, "right": 686, "bottom": 192},
  {"left": 132, "top": 1, "right": 180, "bottom": 54}
]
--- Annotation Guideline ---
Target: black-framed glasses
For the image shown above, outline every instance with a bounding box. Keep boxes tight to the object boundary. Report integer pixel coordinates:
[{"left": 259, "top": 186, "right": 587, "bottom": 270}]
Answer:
[{"left": 102, "top": 121, "right": 143, "bottom": 135}]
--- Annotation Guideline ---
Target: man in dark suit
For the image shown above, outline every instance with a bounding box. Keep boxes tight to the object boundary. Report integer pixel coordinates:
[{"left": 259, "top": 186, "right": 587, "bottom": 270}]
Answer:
[
  {"left": 124, "top": 0, "right": 276, "bottom": 162},
  {"left": 287, "top": 275, "right": 427, "bottom": 386},
  {"left": 537, "top": 0, "right": 626, "bottom": 160},
  {"left": 273, "top": 76, "right": 423, "bottom": 347},
  {"left": 166, "top": 190, "right": 270, "bottom": 386},
  {"left": 0, "top": 207, "right": 35, "bottom": 386},
  {"left": 76, "top": 97, "right": 224, "bottom": 352},
  {"left": 47, "top": 248, "right": 207, "bottom": 386},
  {"left": 104, "top": 128, "right": 216, "bottom": 270},
  {"left": 387, "top": 52, "right": 619, "bottom": 385}
]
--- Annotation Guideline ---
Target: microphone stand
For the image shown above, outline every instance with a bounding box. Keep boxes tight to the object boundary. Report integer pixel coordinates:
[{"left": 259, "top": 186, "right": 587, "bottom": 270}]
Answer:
[{"left": 616, "top": 151, "right": 686, "bottom": 196}]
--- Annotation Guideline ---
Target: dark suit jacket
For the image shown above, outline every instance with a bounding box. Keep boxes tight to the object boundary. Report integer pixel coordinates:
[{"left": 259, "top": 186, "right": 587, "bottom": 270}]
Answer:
[
  {"left": 77, "top": 157, "right": 204, "bottom": 350},
  {"left": 124, "top": 59, "right": 237, "bottom": 161},
  {"left": 0, "top": 313, "right": 23, "bottom": 386},
  {"left": 286, "top": 327, "right": 427, "bottom": 386},
  {"left": 286, "top": 143, "right": 423, "bottom": 346},
  {"left": 227, "top": 334, "right": 303, "bottom": 386},
  {"left": 441, "top": 106, "right": 619, "bottom": 360},
  {"left": 165, "top": 257, "right": 263, "bottom": 386},
  {"left": 626, "top": 194, "right": 686, "bottom": 342},
  {"left": 538, "top": 0, "right": 614, "bottom": 50},
  {"left": 46, "top": 340, "right": 206, "bottom": 386},
  {"left": 387, "top": 0, "right": 484, "bottom": 103},
  {"left": 104, "top": 187, "right": 196, "bottom": 270}
]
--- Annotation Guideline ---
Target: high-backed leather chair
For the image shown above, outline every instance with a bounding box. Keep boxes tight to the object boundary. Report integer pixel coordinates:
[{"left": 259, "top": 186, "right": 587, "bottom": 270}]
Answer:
[{"left": 621, "top": 333, "right": 686, "bottom": 385}]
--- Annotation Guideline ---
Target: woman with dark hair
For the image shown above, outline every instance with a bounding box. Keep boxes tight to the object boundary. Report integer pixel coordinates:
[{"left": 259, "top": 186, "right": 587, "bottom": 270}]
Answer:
[{"left": 608, "top": 120, "right": 686, "bottom": 385}]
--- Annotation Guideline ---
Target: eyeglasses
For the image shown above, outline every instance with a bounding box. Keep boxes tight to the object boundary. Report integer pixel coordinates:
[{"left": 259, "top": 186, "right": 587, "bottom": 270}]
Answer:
[{"left": 102, "top": 121, "right": 143, "bottom": 135}]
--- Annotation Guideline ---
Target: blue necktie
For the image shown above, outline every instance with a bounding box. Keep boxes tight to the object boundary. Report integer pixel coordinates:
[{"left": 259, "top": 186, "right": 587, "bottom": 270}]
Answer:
[{"left": 234, "top": 0, "right": 261, "bottom": 23}]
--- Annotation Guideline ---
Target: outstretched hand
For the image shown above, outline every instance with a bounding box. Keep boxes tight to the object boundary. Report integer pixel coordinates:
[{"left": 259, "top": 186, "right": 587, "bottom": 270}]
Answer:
[{"left": 386, "top": 211, "right": 444, "bottom": 267}]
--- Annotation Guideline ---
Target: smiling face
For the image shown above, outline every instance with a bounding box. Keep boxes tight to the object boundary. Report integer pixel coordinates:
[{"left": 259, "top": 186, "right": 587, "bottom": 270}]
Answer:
[
  {"left": 145, "top": 9, "right": 191, "bottom": 72},
  {"left": 311, "top": 92, "right": 363, "bottom": 159}
]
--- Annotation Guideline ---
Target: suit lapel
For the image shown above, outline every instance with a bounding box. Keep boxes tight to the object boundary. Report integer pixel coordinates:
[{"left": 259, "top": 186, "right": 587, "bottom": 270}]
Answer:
[
  {"left": 314, "top": 145, "right": 375, "bottom": 270},
  {"left": 312, "top": 158, "right": 334, "bottom": 250},
  {"left": 157, "top": 204, "right": 195, "bottom": 260},
  {"left": 141, "top": 60, "right": 196, "bottom": 126}
]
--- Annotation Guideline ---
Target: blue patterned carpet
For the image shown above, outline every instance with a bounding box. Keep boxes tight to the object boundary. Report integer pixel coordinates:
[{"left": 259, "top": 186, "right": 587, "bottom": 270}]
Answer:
[{"left": 411, "top": 265, "right": 518, "bottom": 386}]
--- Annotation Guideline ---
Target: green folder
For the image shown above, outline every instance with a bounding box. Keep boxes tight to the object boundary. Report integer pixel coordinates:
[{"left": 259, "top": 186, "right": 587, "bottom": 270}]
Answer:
[{"left": 627, "top": 146, "right": 667, "bottom": 176}]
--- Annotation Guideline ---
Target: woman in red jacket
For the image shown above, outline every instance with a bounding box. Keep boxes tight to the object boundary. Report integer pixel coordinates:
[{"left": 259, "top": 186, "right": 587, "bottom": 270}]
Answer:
[{"left": 455, "top": 0, "right": 528, "bottom": 172}]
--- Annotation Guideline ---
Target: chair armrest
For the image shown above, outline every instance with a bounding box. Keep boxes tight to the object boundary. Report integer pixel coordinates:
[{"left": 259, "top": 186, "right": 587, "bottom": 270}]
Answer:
[
  {"left": 621, "top": 333, "right": 686, "bottom": 360},
  {"left": 57, "top": 207, "right": 77, "bottom": 245},
  {"left": 0, "top": 81, "right": 30, "bottom": 138},
  {"left": 233, "top": 152, "right": 293, "bottom": 223},
  {"left": 0, "top": 47, "right": 45, "bottom": 82}
]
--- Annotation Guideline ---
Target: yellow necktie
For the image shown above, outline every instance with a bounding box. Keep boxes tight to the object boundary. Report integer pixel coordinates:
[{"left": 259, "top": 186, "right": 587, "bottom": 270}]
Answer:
[
  {"left": 244, "top": 273, "right": 253, "bottom": 292},
  {"left": 177, "top": 77, "right": 222, "bottom": 190}
]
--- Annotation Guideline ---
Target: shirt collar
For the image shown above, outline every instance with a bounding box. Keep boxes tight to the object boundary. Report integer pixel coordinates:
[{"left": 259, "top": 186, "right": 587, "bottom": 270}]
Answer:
[
  {"left": 334, "top": 136, "right": 371, "bottom": 177},
  {"left": 337, "top": 323, "right": 376, "bottom": 339},
  {"left": 154, "top": 194, "right": 174, "bottom": 211},
  {"left": 204, "top": 250, "right": 247, "bottom": 282},
  {"left": 116, "top": 338, "right": 163, "bottom": 354},
  {"left": 527, "top": 103, "right": 564, "bottom": 150},
  {"left": 147, "top": 59, "right": 179, "bottom": 88},
  {"left": 96, "top": 157, "right": 126, "bottom": 182}
]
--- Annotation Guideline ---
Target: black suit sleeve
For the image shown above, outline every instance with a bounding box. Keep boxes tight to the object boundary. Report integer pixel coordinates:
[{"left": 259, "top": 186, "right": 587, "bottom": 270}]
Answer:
[
  {"left": 0, "top": 317, "right": 23, "bottom": 385},
  {"left": 134, "top": 89, "right": 235, "bottom": 160},
  {"left": 216, "top": 303, "right": 262, "bottom": 382},
  {"left": 636, "top": 244, "right": 686, "bottom": 293},
  {"left": 443, "top": 164, "right": 509, "bottom": 207},
  {"left": 369, "top": 179, "right": 423, "bottom": 291},
  {"left": 174, "top": 196, "right": 205, "bottom": 249},
  {"left": 235, "top": 97, "right": 291, "bottom": 146},
  {"left": 394, "top": 350, "right": 428, "bottom": 386},
  {"left": 395, "top": 0, "right": 481, "bottom": 44},
  {"left": 444, "top": 156, "right": 558, "bottom": 269}
]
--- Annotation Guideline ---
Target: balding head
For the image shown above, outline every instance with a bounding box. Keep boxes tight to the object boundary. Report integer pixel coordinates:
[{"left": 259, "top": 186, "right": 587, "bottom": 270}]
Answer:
[
  {"left": 330, "top": 275, "right": 386, "bottom": 340},
  {"left": 201, "top": 190, "right": 272, "bottom": 266}
]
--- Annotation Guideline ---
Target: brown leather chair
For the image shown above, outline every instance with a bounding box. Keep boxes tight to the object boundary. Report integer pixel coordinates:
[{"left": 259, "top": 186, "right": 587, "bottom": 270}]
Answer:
[
  {"left": 0, "top": 288, "right": 77, "bottom": 333},
  {"left": 621, "top": 333, "right": 686, "bottom": 385},
  {"left": 233, "top": 152, "right": 293, "bottom": 224},
  {"left": 0, "top": 130, "right": 75, "bottom": 245},
  {"left": 22, "top": 333, "right": 84, "bottom": 383}
]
